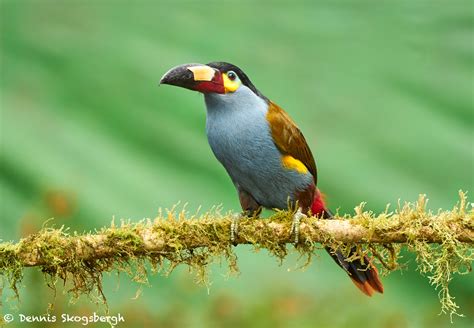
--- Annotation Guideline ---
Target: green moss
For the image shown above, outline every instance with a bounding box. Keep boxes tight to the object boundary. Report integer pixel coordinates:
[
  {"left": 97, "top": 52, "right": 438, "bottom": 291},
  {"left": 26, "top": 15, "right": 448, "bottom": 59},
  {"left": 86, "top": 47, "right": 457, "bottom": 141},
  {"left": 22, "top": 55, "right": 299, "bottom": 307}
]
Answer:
[
  {"left": 409, "top": 192, "right": 473, "bottom": 321},
  {"left": 0, "top": 243, "right": 23, "bottom": 301},
  {"left": 0, "top": 193, "right": 472, "bottom": 320}
]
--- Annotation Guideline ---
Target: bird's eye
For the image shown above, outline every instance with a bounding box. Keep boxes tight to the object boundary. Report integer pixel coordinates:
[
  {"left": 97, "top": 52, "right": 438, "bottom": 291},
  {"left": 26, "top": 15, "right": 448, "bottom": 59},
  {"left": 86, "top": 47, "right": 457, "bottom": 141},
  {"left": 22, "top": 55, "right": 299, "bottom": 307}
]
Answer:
[{"left": 227, "top": 71, "right": 237, "bottom": 81}]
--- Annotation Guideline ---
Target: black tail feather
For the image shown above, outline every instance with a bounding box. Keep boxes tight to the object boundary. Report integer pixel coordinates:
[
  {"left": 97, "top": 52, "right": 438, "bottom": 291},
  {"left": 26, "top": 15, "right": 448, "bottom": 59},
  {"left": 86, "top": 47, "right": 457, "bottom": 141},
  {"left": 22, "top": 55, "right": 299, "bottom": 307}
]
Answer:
[{"left": 322, "top": 209, "right": 384, "bottom": 296}]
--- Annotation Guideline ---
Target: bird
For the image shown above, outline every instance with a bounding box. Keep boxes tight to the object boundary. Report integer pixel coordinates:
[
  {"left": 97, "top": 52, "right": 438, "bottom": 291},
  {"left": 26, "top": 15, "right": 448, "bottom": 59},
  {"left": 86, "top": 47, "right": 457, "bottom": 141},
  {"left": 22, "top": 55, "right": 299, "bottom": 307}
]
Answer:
[{"left": 159, "top": 62, "right": 384, "bottom": 296}]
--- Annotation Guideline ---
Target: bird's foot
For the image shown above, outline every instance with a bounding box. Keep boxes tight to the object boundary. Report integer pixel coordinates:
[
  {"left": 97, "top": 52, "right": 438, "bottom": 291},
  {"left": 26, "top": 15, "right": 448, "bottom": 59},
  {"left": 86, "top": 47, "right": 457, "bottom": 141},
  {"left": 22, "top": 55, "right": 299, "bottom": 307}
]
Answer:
[
  {"left": 230, "top": 213, "right": 242, "bottom": 245},
  {"left": 291, "top": 208, "right": 307, "bottom": 245}
]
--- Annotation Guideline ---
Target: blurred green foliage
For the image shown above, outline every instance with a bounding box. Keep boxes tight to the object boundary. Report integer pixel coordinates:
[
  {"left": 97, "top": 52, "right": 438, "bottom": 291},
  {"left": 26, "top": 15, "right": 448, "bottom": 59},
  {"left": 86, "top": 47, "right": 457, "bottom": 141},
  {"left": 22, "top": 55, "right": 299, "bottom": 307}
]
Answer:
[{"left": 1, "top": 1, "right": 473, "bottom": 327}]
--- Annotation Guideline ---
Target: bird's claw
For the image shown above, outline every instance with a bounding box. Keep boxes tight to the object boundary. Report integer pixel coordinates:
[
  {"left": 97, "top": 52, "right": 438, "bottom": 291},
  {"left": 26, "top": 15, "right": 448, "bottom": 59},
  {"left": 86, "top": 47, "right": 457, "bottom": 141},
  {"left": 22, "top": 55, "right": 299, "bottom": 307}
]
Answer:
[
  {"left": 230, "top": 213, "right": 241, "bottom": 245},
  {"left": 291, "top": 209, "right": 306, "bottom": 245}
]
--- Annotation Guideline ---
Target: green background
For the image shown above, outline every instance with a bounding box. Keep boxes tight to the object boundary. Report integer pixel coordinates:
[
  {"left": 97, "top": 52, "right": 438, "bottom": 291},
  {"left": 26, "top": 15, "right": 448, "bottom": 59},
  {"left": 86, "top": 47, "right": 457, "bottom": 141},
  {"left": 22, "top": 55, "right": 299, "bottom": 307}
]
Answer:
[{"left": 1, "top": 1, "right": 473, "bottom": 327}]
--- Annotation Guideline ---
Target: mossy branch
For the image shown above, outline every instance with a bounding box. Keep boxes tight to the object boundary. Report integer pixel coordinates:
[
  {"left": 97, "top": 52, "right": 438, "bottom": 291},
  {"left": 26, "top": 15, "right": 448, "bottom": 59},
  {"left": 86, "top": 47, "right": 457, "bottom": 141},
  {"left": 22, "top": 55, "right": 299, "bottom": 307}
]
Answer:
[{"left": 1, "top": 193, "right": 473, "bottom": 320}]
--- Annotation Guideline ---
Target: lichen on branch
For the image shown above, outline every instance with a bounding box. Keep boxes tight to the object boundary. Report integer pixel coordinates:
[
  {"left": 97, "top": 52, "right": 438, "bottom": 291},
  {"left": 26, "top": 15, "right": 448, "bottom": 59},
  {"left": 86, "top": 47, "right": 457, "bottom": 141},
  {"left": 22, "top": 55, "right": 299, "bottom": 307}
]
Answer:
[{"left": 0, "top": 192, "right": 473, "bottom": 319}]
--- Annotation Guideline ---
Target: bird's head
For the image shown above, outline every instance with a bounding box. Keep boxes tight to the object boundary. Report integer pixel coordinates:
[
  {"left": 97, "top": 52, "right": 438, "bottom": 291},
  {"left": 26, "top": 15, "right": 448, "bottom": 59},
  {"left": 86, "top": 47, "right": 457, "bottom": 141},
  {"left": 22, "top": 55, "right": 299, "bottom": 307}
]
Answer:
[{"left": 160, "top": 62, "right": 265, "bottom": 98}]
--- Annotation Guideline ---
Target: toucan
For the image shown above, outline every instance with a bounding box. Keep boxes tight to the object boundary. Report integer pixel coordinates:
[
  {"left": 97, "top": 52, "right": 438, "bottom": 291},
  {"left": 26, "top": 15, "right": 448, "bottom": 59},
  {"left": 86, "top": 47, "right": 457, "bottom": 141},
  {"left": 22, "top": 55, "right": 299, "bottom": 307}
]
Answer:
[{"left": 160, "top": 62, "right": 384, "bottom": 296}]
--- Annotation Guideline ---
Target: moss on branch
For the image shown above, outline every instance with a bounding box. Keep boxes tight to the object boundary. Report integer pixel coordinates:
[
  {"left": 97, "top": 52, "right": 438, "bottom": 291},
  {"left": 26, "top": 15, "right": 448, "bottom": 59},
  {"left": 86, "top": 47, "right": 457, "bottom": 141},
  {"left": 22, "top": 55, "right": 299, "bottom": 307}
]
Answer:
[{"left": 0, "top": 192, "right": 473, "bottom": 319}]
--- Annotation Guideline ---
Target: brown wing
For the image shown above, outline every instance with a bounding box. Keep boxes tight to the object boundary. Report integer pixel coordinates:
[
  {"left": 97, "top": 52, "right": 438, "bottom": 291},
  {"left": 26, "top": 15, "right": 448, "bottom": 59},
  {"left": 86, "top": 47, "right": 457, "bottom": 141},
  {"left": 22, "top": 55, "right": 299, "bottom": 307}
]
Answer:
[{"left": 266, "top": 101, "right": 317, "bottom": 184}]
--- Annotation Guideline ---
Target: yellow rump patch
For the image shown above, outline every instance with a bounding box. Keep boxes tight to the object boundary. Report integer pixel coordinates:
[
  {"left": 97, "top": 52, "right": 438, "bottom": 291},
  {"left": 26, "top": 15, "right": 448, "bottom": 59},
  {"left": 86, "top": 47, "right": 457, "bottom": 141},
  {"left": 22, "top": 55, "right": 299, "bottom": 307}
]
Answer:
[
  {"left": 281, "top": 155, "right": 308, "bottom": 174},
  {"left": 187, "top": 66, "right": 215, "bottom": 81}
]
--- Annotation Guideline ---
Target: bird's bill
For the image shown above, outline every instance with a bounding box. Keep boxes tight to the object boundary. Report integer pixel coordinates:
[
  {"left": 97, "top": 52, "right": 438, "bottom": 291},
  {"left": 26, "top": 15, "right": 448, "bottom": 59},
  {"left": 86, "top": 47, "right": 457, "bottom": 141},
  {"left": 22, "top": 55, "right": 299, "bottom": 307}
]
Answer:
[{"left": 160, "top": 64, "right": 225, "bottom": 94}]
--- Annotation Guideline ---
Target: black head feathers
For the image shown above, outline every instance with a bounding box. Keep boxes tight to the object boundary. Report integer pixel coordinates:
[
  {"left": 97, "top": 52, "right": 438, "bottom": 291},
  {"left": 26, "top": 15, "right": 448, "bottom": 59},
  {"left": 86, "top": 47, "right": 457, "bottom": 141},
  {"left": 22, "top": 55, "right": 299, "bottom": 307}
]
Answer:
[{"left": 207, "top": 62, "right": 268, "bottom": 101}]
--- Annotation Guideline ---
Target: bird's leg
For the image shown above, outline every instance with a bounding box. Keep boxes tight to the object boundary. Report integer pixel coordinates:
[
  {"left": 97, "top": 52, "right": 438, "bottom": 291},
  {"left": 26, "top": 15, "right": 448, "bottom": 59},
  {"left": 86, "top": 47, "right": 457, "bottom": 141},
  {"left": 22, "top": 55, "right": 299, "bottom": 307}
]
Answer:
[
  {"left": 230, "top": 213, "right": 242, "bottom": 244},
  {"left": 291, "top": 208, "right": 307, "bottom": 245},
  {"left": 231, "top": 189, "right": 262, "bottom": 245}
]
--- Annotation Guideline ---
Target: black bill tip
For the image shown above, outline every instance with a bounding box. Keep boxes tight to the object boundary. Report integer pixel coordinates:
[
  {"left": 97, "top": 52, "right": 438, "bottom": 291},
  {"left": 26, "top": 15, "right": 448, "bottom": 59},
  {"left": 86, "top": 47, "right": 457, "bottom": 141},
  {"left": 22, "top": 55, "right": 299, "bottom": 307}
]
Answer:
[{"left": 159, "top": 63, "right": 201, "bottom": 86}]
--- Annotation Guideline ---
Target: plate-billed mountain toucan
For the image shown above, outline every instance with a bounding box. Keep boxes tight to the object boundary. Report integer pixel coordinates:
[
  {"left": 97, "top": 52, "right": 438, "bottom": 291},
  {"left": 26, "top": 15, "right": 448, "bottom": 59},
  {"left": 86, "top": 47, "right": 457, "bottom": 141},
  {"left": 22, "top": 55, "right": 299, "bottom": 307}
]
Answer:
[{"left": 160, "top": 62, "right": 384, "bottom": 296}]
